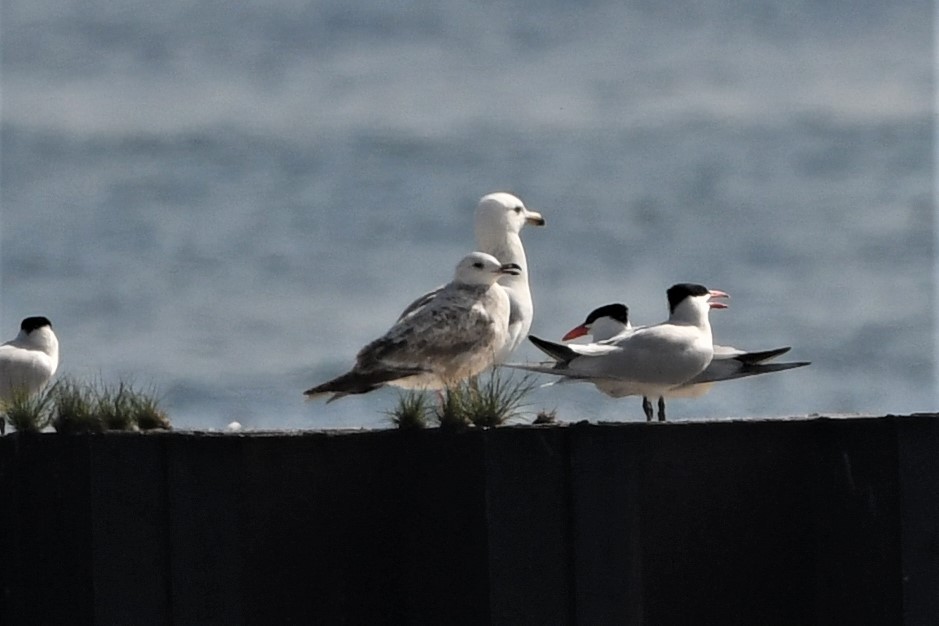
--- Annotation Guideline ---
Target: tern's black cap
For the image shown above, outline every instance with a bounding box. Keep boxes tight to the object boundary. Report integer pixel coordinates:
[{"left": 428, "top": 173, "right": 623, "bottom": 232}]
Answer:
[
  {"left": 666, "top": 284, "right": 709, "bottom": 313},
  {"left": 584, "top": 303, "right": 629, "bottom": 326},
  {"left": 21, "top": 316, "right": 53, "bottom": 333}
]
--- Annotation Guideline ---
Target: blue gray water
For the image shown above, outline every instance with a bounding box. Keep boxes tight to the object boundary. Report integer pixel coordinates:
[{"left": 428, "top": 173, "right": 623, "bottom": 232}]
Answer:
[{"left": 1, "top": 1, "right": 934, "bottom": 429}]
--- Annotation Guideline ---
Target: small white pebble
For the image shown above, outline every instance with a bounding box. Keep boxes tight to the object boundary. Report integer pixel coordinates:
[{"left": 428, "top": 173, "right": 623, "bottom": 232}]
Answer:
[{"left": 226, "top": 421, "right": 242, "bottom": 432}]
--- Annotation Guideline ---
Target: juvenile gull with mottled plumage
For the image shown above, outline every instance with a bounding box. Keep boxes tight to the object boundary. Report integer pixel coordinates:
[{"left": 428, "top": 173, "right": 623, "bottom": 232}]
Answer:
[
  {"left": 396, "top": 192, "right": 545, "bottom": 363},
  {"left": 304, "top": 252, "right": 521, "bottom": 402}
]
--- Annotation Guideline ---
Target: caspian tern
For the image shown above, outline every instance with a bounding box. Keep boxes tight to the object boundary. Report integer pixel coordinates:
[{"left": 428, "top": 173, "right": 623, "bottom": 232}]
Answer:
[
  {"left": 305, "top": 252, "right": 521, "bottom": 402},
  {"left": 397, "top": 192, "right": 545, "bottom": 362},
  {"left": 561, "top": 302, "right": 810, "bottom": 421},
  {"left": 561, "top": 303, "right": 634, "bottom": 342},
  {"left": 506, "top": 284, "right": 728, "bottom": 418},
  {"left": 0, "top": 316, "right": 60, "bottom": 433}
]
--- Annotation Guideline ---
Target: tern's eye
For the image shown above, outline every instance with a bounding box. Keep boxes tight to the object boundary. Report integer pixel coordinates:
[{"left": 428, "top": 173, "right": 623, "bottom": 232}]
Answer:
[
  {"left": 513, "top": 206, "right": 522, "bottom": 213},
  {"left": 472, "top": 262, "right": 484, "bottom": 269}
]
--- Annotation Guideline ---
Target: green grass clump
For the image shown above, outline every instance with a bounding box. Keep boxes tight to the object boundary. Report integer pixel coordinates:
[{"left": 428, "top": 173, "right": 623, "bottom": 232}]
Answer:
[
  {"left": 95, "top": 381, "right": 137, "bottom": 431},
  {"left": 431, "top": 370, "right": 537, "bottom": 429},
  {"left": 462, "top": 370, "right": 537, "bottom": 428},
  {"left": 386, "top": 391, "right": 431, "bottom": 430},
  {"left": 46, "top": 377, "right": 171, "bottom": 433},
  {"left": 434, "top": 385, "right": 471, "bottom": 430},
  {"left": 52, "top": 378, "right": 104, "bottom": 434},
  {"left": 129, "top": 388, "right": 171, "bottom": 431},
  {"left": 1, "top": 376, "right": 171, "bottom": 434},
  {"left": 1, "top": 386, "right": 55, "bottom": 433}
]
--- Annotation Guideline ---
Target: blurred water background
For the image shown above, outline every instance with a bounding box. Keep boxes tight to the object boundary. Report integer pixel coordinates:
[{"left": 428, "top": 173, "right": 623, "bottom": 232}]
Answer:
[{"left": 1, "top": 0, "right": 934, "bottom": 429}]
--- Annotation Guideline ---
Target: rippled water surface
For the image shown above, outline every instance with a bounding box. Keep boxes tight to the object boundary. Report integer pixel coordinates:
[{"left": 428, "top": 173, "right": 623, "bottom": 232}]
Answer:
[{"left": 2, "top": 0, "right": 933, "bottom": 429}]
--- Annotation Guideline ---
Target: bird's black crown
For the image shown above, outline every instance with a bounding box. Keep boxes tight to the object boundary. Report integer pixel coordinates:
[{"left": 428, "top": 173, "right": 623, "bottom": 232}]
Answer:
[
  {"left": 21, "top": 316, "right": 53, "bottom": 333},
  {"left": 666, "top": 284, "right": 709, "bottom": 312},
  {"left": 585, "top": 303, "right": 629, "bottom": 325}
]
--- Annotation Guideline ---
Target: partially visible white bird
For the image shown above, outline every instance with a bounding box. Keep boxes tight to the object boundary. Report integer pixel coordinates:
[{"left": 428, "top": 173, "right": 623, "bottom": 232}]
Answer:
[
  {"left": 0, "top": 316, "right": 60, "bottom": 433},
  {"left": 505, "top": 284, "right": 729, "bottom": 420},
  {"left": 561, "top": 302, "right": 810, "bottom": 421},
  {"left": 397, "top": 192, "right": 545, "bottom": 362},
  {"left": 305, "top": 252, "right": 521, "bottom": 402},
  {"left": 560, "top": 303, "right": 636, "bottom": 343}
]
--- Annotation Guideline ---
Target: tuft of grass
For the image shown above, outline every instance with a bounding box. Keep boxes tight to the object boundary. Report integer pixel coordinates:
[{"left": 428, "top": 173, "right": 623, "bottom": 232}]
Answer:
[
  {"left": 433, "top": 369, "right": 537, "bottom": 429},
  {"left": 130, "top": 388, "right": 171, "bottom": 431},
  {"left": 386, "top": 390, "right": 431, "bottom": 430},
  {"left": 1, "top": 385, "right": 56, "bottom": 433},
  {"left": 434, "top": 385, "right": 471, "bottom": 430},
  {"left": 461, "top": 369, "right": 538, "bottom": 428},
  {"left": 52, "top": 378, "right": 103, "bottom": 434},
  {"left": 49, "top": 377, "right": 171, "bottom": 433},
  {"left": 94, "top": 381, "right": 137, "bottom": 431},
  {"left": 533, "top": 409, "right": 558, "bottom": 425}
]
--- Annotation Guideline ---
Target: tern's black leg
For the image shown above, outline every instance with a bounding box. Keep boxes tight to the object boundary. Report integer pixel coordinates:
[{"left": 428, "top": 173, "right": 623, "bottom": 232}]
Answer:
[
  {"left": 642, "top": 397, "right": 653, "bottom": 421},
  {"left": 657, "top": 397, "right": 666, "bottom": 422}
]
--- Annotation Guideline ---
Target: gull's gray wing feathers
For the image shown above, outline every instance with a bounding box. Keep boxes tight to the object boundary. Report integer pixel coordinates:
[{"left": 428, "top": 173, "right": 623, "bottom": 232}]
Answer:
[
  {"left": 306, "top": 283, "right": 506, "bottom": 400},
  {"left": 396, "top": 285, "right": 444, "bottom": 322}
]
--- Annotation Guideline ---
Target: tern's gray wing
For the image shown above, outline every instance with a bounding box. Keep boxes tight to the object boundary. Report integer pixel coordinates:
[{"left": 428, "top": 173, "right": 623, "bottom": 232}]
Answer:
[
  {"left": 527, "top": 335, "right": 579, "bottom": 364},
  {"left": 686, "top": 345, "right": 803, "bottom": 385},
  {"left": 711, "top": 344, "right": 792, "bottom": 362},
  {"left": 685, "top": 359, "right": 810, "bottom": 386},
  {"left": 729, "top": 346, "right": 791, "bottom": 364},
  {"left": 527, "top": 335, "right": 620, "bottom": 363}
]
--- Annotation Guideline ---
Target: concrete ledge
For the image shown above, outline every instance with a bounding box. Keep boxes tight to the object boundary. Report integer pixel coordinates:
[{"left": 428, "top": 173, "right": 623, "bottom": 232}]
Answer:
[{"left": 1, "top": 415, "right": 937, "bottom": 624}]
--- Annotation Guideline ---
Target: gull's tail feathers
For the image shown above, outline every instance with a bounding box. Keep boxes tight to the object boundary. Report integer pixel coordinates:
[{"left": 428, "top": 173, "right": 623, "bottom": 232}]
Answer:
[{"left": 304, "top": 367, "right": 428, "bottom": 402}]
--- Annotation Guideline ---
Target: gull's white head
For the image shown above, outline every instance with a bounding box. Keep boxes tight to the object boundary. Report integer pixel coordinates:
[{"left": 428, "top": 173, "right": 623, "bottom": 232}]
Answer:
[
  {"left": 562, "top": 303, "right": 632, "bottom": 342},
  {"left": 666, "top": 284, "right": 729, "bottom": 325},
  {"left": 474, "top": 192, "right": 545, "bottom": 241},
  {"left": 454, "top": 252, "right": 522, "bottom": 286}
]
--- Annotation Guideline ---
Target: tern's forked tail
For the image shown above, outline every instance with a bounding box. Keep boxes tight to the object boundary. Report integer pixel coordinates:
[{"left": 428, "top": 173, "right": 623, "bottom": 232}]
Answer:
[{"left": 527, "top": 335, "right": 579, "bottom": 364}]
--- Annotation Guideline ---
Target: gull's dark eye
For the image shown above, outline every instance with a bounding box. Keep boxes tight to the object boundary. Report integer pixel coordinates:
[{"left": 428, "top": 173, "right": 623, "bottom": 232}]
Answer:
[
  {"left": 513, "top": 206, "right": 522, "bottom": 213},
  {"left": 472, "top": 262, "right": 484, "bottom": 269}
]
